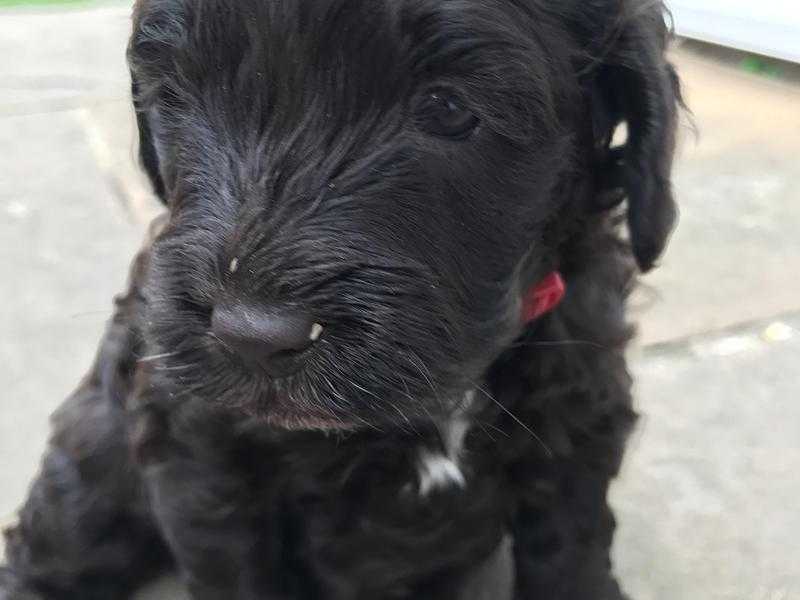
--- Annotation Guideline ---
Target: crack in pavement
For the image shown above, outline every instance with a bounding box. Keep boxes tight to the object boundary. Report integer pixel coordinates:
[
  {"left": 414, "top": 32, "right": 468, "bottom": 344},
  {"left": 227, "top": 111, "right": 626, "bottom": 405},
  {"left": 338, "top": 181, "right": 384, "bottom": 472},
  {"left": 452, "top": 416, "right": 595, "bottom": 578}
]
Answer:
[{"left": 638, "top": 310, "right": 800, "bottom": 358}]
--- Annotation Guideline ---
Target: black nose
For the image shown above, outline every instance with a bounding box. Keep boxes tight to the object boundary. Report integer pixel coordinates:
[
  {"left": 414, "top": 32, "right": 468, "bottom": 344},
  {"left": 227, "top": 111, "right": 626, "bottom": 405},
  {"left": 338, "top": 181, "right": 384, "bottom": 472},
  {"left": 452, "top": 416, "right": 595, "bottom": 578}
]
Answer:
[{"left": 211, "top": 303, "right": 322, "bottom": 377}]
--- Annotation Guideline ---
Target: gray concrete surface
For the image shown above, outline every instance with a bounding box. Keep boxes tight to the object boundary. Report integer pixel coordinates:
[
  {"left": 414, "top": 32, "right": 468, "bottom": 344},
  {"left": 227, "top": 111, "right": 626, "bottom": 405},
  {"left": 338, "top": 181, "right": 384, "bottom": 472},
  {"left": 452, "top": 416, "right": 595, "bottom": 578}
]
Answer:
[
  {"left": 614, "top": 315, "right": 800, "bottom": 600},
  {"left": 0, "top": 4, "right": 798, "bottom": 599}
]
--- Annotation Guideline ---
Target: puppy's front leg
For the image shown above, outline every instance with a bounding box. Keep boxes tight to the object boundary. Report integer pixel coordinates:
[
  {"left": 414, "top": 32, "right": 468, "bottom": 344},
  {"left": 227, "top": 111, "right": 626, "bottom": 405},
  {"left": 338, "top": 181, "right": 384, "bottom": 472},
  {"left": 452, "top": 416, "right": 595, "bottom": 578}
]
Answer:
[
  {"left": 1, "top": 384, "right": 166, "bottom": 600},
  {"left": 133, "top": 385, "right": 291, "bottom": 600}
]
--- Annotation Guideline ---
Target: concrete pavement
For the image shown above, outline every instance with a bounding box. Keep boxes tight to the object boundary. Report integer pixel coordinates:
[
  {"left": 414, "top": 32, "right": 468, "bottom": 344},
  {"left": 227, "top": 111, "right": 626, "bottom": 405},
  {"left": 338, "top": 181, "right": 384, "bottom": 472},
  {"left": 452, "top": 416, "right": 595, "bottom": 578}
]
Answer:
[{"left": 1, "top": 4, "right": 798, "bottom": 599}]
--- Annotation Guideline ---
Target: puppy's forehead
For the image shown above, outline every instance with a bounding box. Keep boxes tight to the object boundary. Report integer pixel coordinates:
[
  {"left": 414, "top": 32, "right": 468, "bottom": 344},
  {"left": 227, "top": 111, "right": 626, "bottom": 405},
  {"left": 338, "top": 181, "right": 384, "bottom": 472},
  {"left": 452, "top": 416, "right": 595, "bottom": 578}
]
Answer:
[
  {"left": 132, "top": 0, "right": 561, "bottom": 156},
  {"left": 135, "top": 0, "right": 544, "bottom": 92}
]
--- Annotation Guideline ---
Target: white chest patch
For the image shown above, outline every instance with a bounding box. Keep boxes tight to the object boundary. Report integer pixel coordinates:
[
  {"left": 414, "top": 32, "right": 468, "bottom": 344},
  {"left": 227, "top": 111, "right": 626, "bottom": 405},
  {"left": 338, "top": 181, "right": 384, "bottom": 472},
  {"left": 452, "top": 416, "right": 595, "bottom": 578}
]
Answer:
[
  {"left": 417, "top": 449, "right": 466, "bottom": 495},
  {"left": 416, "top": 390, "right": 475, "bottom": 496}
]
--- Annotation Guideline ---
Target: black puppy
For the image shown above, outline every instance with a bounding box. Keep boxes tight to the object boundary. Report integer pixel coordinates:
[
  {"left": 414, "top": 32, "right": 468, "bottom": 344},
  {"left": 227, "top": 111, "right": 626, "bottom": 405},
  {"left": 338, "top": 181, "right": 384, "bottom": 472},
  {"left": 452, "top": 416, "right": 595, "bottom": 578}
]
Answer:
[{"left": 1, "top": 1, "right": 680, "bottom": 598}]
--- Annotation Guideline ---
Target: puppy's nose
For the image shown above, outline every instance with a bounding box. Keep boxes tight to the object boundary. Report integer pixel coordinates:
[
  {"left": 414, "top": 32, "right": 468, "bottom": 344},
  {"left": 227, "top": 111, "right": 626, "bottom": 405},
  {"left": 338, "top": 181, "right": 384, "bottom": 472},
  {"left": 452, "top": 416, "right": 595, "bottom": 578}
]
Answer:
[{"left": 211, "top": 303, "right": 321, "bottom": 377}]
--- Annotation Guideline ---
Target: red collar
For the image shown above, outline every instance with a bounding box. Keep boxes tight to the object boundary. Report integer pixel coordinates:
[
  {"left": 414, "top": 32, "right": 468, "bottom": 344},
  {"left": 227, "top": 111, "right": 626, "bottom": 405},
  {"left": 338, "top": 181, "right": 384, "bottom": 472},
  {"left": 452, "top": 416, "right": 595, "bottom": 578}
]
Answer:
[{"left": 521, "top": 271, "right": 565, "bottom": 323}]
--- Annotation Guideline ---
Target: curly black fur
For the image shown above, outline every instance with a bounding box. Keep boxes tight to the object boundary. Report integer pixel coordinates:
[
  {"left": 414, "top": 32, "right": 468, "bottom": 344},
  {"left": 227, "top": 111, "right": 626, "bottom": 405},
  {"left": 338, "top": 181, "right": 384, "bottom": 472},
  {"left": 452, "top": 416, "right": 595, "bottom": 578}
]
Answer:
[{"left": 1, "top": 1, "right": 680, "bottom": 598}]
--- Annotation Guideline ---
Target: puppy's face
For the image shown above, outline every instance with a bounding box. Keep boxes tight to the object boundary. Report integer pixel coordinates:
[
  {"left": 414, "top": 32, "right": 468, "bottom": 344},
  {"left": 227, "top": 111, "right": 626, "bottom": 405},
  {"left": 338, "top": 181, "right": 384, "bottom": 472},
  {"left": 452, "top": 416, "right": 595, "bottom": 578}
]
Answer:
[{"left": 129, "top": 0, "right": 678, "bottom": 429}]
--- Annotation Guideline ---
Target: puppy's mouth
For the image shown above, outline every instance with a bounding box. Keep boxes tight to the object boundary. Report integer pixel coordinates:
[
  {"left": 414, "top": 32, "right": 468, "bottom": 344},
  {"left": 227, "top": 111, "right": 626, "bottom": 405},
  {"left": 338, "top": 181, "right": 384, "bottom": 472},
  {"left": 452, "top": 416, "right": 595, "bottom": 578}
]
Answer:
[
  {"left": 264, "top": 410, "right": 360, "bottom": 432},
  {"left": 145, "top": 302, "right": 481, "bottom": 433},
  {"left": 239, "top": 395, "right": 364, "bottom": 432}
]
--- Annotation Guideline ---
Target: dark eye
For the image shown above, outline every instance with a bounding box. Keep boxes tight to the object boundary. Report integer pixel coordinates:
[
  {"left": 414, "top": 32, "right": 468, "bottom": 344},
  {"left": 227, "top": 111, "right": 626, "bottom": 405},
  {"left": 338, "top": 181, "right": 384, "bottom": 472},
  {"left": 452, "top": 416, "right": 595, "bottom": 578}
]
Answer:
[{"left": 416, "top": 91, "right": 480, "bottom": 140}]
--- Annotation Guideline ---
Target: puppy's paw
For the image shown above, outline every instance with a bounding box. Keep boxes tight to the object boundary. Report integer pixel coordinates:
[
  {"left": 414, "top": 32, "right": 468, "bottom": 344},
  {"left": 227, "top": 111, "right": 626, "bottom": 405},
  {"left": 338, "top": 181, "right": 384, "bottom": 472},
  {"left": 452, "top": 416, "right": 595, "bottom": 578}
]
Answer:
[{"left": 0, "top": 568, "right": 43, "bottom": 600}]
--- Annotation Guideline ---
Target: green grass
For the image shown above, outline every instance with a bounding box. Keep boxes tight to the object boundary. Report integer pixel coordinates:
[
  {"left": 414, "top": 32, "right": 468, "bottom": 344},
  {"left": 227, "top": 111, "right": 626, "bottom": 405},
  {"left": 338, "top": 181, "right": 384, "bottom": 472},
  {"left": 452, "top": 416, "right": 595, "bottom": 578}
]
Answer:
[{"left": 739, "top": 55, "right": 783, "bottom": 79}]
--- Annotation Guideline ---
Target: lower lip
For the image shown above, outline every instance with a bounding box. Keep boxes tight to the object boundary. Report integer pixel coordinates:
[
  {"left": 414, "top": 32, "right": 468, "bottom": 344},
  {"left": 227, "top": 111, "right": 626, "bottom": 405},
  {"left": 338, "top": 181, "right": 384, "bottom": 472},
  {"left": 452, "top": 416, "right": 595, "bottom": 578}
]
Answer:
[
  {"left": 265, "top": 412, "right": 357, "bottom": 431},
  {"left": 243, "top": 402, "right": 359, "bottom": 432}
]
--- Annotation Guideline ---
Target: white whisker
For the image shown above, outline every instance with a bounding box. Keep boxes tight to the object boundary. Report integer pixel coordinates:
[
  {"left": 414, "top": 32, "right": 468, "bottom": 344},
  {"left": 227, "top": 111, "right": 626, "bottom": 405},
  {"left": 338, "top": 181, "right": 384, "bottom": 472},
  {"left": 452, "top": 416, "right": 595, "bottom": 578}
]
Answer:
[
  {"left": 473, "top": 383, "right": 553, "bottom": 458},
  {"left": 137, "top": 351, "right": 179, "bottom": 363}
]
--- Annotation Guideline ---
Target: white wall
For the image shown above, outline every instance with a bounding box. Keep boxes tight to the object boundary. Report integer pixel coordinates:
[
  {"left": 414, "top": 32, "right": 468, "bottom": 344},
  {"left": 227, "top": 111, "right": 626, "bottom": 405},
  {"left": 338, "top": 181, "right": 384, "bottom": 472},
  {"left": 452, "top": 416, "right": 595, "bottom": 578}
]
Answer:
[{"left": 669, "top": 0, "right": 800, "bottom": 63}]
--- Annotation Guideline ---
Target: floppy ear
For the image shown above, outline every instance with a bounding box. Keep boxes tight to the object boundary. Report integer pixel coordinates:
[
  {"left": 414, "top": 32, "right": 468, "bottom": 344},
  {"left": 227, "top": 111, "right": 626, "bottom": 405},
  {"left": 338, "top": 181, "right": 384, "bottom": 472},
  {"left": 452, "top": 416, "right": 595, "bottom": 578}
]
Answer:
[
  {"left": 131, "top": 77, "right": 167, "bottom": 204},
  {"left": 128, "top": 0, "right": 178, "bottom": 206},
  {"left": 586, "top": 3, "right": 681, "bottom": 271}
]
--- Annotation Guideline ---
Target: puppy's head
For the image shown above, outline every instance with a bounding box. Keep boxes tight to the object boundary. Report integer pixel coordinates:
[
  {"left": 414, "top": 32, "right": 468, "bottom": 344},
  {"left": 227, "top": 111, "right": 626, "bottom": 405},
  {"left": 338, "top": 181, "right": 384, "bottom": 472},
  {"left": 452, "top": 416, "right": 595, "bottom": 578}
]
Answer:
[{"left": 128, "top": 0, "right": 679, "bottom": 430}]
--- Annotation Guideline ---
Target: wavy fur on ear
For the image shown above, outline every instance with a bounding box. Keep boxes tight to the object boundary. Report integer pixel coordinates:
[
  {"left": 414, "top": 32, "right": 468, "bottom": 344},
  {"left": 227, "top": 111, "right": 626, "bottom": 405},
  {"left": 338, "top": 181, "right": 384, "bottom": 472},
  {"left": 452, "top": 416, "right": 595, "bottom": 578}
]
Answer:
[
  {"left": 131, "top": 78, "right": 166, "bottom": 203},
  {"left": 128, "top": 0, "right": 190, "bottom": 205},
  {"left": 562, "top": 0, "right": 681, "bottom": 271}
]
